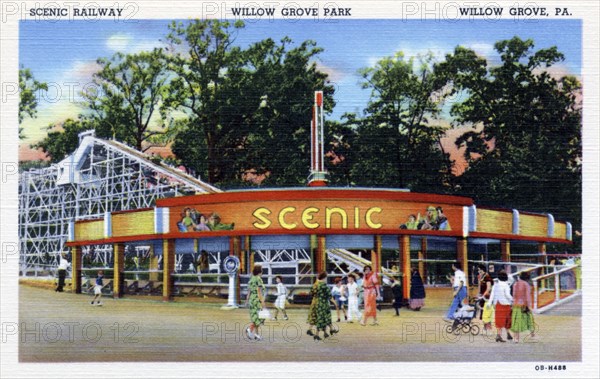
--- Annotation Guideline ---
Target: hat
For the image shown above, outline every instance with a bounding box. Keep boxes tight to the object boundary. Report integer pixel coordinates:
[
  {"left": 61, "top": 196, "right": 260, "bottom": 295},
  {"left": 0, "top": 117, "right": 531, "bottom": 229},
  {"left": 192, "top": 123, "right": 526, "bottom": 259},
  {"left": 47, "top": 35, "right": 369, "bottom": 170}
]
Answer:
[{"left": 427, "top": 206, "right": 436, "bottom": 211}]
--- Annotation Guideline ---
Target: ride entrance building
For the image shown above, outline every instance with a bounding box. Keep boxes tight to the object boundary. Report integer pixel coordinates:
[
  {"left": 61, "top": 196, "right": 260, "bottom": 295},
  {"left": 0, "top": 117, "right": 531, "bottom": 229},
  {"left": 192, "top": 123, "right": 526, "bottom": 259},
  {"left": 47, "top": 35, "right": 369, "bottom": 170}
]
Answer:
[{"left": 21, "top": 93, "right": 578, "bottom": 313}]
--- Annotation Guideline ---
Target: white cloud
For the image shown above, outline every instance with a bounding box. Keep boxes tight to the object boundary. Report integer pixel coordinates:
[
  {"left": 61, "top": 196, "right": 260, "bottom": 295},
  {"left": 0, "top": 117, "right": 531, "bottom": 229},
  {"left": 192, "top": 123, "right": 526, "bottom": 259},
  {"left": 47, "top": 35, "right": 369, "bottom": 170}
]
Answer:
[
  {"left": 106, "top": 33, "right": 133, "bottom": 51},
  {"left": 532, "top": 63, "right": 579, "bottom": 79},
  {"left": 106, "top": 33, "right": 163, "bottom": 54},
  {"left": 467, "top": 42, "right": 495, "bottom": 58},
  {"left": 367, "top": 55, "right": 384, "bottom": 67},
  {"left": 130, "top": 40, "right": 163, "bottom": 53},
  {"left": 463, "top": 42, "right": 505, "bottom": 66},
  {"left": 69, "top": 60, "right": 101, "bottom": 81},
  {"left": 314, "top": 61, "right": 346, "bottom": 82}
]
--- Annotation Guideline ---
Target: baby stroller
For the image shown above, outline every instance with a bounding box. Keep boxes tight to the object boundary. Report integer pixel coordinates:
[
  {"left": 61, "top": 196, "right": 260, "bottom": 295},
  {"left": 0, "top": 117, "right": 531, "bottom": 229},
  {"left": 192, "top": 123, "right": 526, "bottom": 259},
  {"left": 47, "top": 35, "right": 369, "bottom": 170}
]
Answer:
[{"left": 446, "top": 300, "right": 480, "bottom": 336}]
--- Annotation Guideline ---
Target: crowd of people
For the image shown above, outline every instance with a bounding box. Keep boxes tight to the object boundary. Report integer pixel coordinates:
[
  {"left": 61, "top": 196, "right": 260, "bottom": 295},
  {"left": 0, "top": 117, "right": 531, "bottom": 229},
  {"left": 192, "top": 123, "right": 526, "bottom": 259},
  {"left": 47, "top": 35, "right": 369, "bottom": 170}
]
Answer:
[
  {"left": 444, "top": 262, "right": 537, "bottom": 343},
  {"left": 399, "top": 206, "right": 450, "bottom": 231},
  {"left": 243, "top": 260, "right": 539, "bottom": 343},
  {"left": 55, "top": 247, "right": 542, "bottom": 345},
  {"left": 178, "top": 207, "right": 235, "bottom": 232},
  {"left": 244, "top": 264, "right": 428, "bottom": 341}
]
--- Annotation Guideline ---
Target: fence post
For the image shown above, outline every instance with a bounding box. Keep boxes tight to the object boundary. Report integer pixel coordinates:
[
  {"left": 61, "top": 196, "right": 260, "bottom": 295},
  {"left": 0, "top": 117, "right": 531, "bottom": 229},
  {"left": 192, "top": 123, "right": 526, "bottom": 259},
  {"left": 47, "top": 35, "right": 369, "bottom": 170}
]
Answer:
[
  {"left": 554, "top": 271, "right": 560, "bottom": 302},
  {"left": 533, "top": 280, "right": 538, "bottom": 312}
]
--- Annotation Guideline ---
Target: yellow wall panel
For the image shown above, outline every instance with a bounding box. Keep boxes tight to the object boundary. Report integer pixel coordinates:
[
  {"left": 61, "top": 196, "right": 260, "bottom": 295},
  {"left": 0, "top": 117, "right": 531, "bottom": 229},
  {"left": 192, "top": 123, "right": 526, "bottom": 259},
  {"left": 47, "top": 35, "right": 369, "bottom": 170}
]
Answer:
[
  {"left": 75, "top": 220, "right": 104, "bottom": 241},
  {"left": 520, "top": 214, "right": 547, "bottom": 237},
  {"left": 476, "top": 209, "right": 513, "bottom": 234},
  {"left": 112, "top": 210, "right": 154, "bottom": 237},
  {"left": 554, "top": 222, "right": 567, "bottom": 239}
]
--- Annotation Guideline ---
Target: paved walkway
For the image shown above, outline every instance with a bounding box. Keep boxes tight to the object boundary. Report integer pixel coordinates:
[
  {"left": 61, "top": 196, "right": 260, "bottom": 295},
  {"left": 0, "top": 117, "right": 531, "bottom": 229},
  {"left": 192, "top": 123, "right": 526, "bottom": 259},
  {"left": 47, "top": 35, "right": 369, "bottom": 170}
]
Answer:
[{"left": 18, "top": 285, "right": 581, "bottom": 362}]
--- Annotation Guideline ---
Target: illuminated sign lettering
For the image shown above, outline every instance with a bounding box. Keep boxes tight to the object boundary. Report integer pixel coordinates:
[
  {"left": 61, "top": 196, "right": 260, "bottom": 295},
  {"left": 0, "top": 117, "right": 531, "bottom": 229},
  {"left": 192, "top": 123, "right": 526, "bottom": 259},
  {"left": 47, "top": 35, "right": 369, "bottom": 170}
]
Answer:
[{"left": 252, "top": 206, "right": 382, "bottom": 230}]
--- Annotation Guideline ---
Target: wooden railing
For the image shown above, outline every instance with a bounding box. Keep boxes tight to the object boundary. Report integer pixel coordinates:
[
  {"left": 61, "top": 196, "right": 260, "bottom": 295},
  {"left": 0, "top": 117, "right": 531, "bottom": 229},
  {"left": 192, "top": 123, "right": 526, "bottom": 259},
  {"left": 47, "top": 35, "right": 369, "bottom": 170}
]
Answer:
[{"left": 532, "top": 265, "right": 580, "bottom": 312}]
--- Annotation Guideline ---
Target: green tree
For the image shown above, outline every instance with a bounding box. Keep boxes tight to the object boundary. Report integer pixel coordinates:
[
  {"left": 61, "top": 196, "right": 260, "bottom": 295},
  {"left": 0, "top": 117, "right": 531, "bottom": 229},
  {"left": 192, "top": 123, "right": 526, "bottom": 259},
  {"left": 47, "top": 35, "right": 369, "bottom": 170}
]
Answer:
[
  {"left": 84, "top": 48, "right": 170, "bottom": 151},
  {"left": 165, "top": 19, "right": 246, "bottom": 184},
  {"left": 166, "top": 20, "right": 333, "bottom": 186},
  {"left": 232, "top": 37, "right": 334, "bottom": 187},
  {"left": 324, "top": 118, "right": 358, "bottom": 187},
  {"left": 437, "top": 37, "right": 582, "bottom": 231},
  {"left": 19, "top": 68, "right": 48, "bottom": 138},
  {"left": 33, "top": 117, "right": 97, "bottom": 162},
  {"left": 345, "top": 53, "right": 453, "bottom": 190}
]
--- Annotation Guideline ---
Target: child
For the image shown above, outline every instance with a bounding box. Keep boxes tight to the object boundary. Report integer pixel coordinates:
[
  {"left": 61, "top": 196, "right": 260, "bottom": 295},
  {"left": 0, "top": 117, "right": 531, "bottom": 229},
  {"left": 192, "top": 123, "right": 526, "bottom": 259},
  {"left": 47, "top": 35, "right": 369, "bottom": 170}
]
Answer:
[
  {"left": 331, "top": 277, "right": 348, "bottom": 322},
  {"left": 91, "top": 270, "right": 105, "bottom": 306},
  {"left": 346, "top": 273, "right": 362, "bottom": 323},
  {"left": 272, "top": 275, "right": 289, "bottom": 321},
  {"left": 400, "top": 214, "right": 419, "bottom": 230}
]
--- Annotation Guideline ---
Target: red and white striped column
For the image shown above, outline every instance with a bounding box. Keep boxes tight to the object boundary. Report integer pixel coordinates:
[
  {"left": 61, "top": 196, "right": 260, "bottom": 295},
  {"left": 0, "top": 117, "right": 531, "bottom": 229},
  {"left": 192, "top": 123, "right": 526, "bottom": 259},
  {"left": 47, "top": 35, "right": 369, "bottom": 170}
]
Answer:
[{"left": 309, "top": 91, "right": 327, "bottom": 187}]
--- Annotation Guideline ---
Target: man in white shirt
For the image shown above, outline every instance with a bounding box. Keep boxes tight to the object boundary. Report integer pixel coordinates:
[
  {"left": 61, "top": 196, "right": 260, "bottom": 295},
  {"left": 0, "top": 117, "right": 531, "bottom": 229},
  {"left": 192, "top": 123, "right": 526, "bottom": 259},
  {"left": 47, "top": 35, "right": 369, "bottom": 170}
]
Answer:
[
  {"left": 444, "top": 261, "right": 467, "bottom": 321},
  {"left": 55, "top": 253, "right": 71, "bottom": 292}
]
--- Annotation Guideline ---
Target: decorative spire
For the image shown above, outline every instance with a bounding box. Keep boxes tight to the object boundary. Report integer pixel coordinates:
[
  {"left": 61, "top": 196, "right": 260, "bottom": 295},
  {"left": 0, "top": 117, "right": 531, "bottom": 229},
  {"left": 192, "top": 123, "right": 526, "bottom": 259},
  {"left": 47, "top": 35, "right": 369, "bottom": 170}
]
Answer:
[{"left": 308, "top": 91, "right": 327, "bottom": 187}]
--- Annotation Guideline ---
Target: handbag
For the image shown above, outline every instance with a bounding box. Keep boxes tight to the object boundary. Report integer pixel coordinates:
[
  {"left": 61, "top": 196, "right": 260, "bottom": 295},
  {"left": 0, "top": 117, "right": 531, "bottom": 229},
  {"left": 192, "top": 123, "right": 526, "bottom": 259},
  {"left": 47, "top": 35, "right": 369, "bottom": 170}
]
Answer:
[{"left": 258, "top": 308, "right": 271, "bottom": 320}]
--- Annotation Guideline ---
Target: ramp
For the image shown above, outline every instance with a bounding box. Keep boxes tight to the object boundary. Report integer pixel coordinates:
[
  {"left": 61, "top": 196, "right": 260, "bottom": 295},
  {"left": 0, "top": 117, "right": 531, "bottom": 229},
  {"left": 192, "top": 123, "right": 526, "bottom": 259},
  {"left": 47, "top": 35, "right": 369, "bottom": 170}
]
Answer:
[
  {"left": 99, "top": 138, "right": 221, "bottom": 194},
  {"left": 327, "top": 248, "right": 396, "bottom": 283}
]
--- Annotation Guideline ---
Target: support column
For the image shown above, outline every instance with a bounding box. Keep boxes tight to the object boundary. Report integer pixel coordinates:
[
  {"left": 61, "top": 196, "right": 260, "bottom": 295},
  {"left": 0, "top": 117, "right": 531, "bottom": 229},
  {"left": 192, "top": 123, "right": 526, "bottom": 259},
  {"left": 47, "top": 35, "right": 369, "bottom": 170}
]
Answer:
[
  {"left": 373, "top": 235, "right": 382, "bottom": 275},
  {"left": 162, "top": 239, "right": 175, "bottom": 301},
  {"left": 231, "top": 236, "right": 242, "bottom": 304},
  {"left": 538, "top": 242, "right": 547, "bottom": 290},
  {"left": 501, "top": 240, "right": 511, "bottom": 274},
  {"left": 249, "top": 250, "right": 255, "bottom": 273},
  {"left": 241, "top": 236, "right": 250, "bottom": 274},
  {"left": 399, "top": 235, "right": 411, "bottom": 300},
  {"left": 420, "top": 237, "right": 428, "bottom": 283},
  {"left": 417, "top": 251, "right": 425, "bottom": 284},
  {"left": 149, "top": 246, "right": 159, "bottom": 282},
  {"left": 71, "top": 246, "right": 82, "bottom": 294},
  {"left": 230, "top": 236, "right": 240, "bottom": 257},
  {"left": 314, "top": 235, "right": 327, "bottom": 276},
  {"left": 113, "top": 243, "right": 125, "bottom": 299},
  {"left": 456, "top": 238, "right": 468, "bottom": 283}
]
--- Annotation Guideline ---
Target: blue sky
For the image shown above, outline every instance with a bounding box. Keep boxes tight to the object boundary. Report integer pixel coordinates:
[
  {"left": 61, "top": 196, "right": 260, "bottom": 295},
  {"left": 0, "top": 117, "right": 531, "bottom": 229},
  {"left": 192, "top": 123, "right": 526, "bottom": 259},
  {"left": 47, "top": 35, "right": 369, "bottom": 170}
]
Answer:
[{"left": 19, "top": 18, "right": 582, "bottom": 150}]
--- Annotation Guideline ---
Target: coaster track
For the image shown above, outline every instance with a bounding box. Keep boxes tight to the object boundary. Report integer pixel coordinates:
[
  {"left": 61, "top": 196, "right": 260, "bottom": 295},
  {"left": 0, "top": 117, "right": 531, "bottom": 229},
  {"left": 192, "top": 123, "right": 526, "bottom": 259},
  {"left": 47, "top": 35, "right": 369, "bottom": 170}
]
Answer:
[{"left": 19, "top": 131, "right": 218, "bottom": 276}]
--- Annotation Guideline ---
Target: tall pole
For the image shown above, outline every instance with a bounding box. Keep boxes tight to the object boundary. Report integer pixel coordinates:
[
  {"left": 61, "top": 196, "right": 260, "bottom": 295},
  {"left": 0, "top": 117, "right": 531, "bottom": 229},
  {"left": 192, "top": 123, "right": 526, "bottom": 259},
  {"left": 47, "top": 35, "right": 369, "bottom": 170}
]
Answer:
[{"left": 309, "top": 91, "right": 327, "bottom": 187}]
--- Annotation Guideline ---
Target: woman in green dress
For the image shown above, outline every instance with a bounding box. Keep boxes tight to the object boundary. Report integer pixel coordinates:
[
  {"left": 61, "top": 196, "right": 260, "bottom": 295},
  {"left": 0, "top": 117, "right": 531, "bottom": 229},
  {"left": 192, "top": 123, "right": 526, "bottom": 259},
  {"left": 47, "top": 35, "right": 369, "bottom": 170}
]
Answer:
[
  {"left": 307, "top": 271, "right": 337, "bottom": 340},
  {"left": 246, "top": 264, "right": 266, "bottom": 340}
]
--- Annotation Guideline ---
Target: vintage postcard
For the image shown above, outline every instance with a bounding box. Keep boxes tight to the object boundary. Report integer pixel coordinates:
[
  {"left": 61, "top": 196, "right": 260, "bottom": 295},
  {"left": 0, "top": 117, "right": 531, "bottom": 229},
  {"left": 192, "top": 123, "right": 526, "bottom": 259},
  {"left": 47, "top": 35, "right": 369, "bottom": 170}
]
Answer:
[{"left": 1, "top": 0, "right": 598, "bottom": 377}]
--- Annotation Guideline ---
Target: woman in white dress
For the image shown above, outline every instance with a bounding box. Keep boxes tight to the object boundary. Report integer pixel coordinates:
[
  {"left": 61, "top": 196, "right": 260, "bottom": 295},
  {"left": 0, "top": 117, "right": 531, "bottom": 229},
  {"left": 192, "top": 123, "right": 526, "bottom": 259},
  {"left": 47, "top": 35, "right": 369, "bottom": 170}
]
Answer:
[
  {"left": 346, "top": 273, "right": 362, "bottom": 323},
  {"left": 272, "top": 275, "right": 288, "bottom": 321}
]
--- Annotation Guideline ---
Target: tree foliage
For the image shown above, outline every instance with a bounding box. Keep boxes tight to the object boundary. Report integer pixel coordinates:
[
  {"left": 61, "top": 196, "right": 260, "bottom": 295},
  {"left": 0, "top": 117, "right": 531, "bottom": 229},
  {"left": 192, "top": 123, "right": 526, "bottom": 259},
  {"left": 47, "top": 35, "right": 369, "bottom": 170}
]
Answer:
[
  {"left": 84, "top": 48, "right": 170, "bottom": 151},
  {"left": 33, "top": 117, "right": 98, "bottom": 162},
  {"left": 164, "top": 20, "right": 246, "bottom": 184},
  {"left": 436, "top": 37, "right": 582, "bottom": 228},
  {"left": 329, "top": 53, "right": 453, "bottom": 191},
  {"left": 28, "top": 30, "right": 582, "bottom": 239},
  {"left": 19, "top": 68, "right": 47, "bottom": 138},
  {"left": 166, "top": 20, "right": 333, "bottom": 186}
]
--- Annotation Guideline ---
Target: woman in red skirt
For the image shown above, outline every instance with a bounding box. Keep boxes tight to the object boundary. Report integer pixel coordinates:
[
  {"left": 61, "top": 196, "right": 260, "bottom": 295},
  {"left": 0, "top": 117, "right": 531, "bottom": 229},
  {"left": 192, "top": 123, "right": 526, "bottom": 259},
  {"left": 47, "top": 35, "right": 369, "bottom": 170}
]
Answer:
[{"left": 489, "top": 270, "right": 513, "bottom": 342}]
